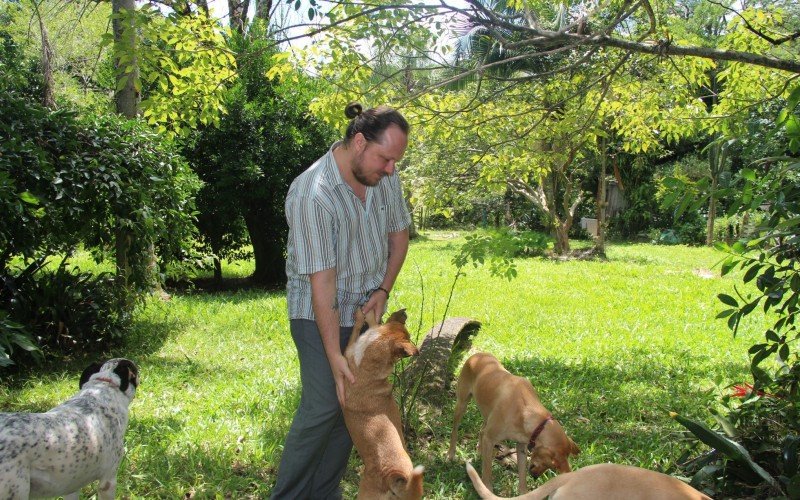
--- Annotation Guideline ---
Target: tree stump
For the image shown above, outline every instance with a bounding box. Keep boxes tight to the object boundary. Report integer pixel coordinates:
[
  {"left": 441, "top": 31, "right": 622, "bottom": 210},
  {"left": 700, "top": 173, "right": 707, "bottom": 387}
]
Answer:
[{"left": 405, "top": 317, "right": 481, "bottom": 401}]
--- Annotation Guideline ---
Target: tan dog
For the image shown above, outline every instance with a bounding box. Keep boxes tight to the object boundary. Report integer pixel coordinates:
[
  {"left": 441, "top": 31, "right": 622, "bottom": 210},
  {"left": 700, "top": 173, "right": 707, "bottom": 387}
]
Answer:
[
  {"left": 343, "top": 308, "right": 424, "bottom": 499},
  {"left": 448, "top": 352, "right": 579, "bottom": 494},
  {"left": 466, "top": 461, "right": 712, "bottom": 499}
]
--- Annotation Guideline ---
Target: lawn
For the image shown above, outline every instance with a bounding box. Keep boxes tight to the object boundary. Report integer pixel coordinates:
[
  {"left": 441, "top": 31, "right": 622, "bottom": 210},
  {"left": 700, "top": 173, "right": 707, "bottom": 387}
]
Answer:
[{"left": 0, "top": 232, "right": 768, "bottom": 498}]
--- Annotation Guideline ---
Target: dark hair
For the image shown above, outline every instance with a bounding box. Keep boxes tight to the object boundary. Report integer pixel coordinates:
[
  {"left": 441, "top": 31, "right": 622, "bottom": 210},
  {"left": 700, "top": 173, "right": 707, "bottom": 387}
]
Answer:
[{"left": 343, "top": 102, "right": 409, "bottom": 146}]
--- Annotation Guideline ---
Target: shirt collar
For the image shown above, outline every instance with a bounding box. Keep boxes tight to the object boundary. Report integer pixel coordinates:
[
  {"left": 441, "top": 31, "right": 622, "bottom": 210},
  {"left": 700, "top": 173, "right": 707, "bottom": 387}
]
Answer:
[{"left": 326, "top": 141, "right": 348, "bottom": 187}]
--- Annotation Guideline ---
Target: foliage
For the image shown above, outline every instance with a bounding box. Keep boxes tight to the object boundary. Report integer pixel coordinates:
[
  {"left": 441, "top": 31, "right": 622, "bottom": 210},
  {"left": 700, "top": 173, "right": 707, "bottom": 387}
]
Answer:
[
  {"left": 1, "top": 0, "right": 115, "bottom": 112},
  {"left": 452, "top": 228, "right": 550, "bottom": 281},
  {"left": 186, "top": 22, "right": 335, "bottom": 284},
  {"left": 0, "top": 81, "right": 199, "bottom": 365},
  {"left": 673, "top": 86, "right": 800, "bottom": 497},
  {"left": 103, "top": 5, "right": 236, "bottom": 138},
  {"left": 0, "top": 89, "right": 200, "bottom": 289},
  {"left": 5, "top": 261, "right": 130, "bottom": 357},
  {"left": 0, "top": 310, "right": 40, "bottom": 368}
]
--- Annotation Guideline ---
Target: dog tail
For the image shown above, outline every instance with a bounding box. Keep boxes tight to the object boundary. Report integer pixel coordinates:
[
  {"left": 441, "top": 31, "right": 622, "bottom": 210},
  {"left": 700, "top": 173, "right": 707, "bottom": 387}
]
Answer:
[{"left": 466, "top": 462, "right": 501, "bottom": 499}]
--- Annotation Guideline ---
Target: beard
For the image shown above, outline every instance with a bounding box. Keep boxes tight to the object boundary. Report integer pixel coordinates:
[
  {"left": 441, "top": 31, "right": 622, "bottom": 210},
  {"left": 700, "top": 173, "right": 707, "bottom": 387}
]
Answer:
[{"left": 352, "top": 150, "right": 382, "bottom": 187}]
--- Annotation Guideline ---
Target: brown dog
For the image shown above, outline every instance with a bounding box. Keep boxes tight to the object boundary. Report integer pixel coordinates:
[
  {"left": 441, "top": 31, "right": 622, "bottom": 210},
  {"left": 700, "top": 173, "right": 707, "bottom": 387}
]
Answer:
[
  {"left": 466, "top": 462, "right": 712, "bottom": 499},
  {"left": 448, "top": 352, "right": 579, "bottom": 495},
  {"left": 343, "top": 308, "right": 424, "bottom": 499}
]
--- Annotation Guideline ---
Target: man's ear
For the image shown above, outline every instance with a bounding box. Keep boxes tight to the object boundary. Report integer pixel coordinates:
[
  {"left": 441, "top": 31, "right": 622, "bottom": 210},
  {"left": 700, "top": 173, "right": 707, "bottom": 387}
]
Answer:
[{"left": 353, "top": 132, "right": 367, "bottom": 152}]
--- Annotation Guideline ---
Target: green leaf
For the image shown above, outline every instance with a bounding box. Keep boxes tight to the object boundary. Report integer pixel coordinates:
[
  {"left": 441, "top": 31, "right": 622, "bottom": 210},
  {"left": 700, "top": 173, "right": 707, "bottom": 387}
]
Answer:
[
  {"left": 743, "top": 265, "right": 761, "bottom": 283},
  {"left": 716, "top": 309, "right": 735, "bottom": 319},
  {"left": 670, "top": 412, "right": 781, "bottom": 490},
  {"left": 711, "top": 412, "right": 739, "bottom": 438},
  {"left": 721, "top": 258, "right": 737, "bottom": 276},
  {"left": 751, "top": 344, "right": 776, "bottom": 368},
  {"left": 718, "top": 293, "right": 738, "bottom": 307},
  {"left": 787, "top": 85, "right": 800, "bottom": 110},
  {"left": 779, "top": 343, "right": 790, "bottom": 361},
  {"left": 10, "top": 333, "right": 40, "bottom": 353},
  {"left": 18, "top": 191, "right": 40, "bottom": 205}
]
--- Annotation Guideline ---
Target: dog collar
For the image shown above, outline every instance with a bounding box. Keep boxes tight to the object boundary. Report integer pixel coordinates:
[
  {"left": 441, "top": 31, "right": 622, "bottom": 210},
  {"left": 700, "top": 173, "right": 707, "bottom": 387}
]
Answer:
[
  {"left": 93, "top": 376, "right": 119, "bottom": 388},
  {"left": 528, "top": 415, "right": 554, "bottom": 449}
]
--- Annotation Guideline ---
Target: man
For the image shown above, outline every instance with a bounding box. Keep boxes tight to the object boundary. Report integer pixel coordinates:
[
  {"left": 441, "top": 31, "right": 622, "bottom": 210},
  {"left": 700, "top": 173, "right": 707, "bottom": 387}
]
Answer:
[{"left": 271, "top": 103, "right": 411, "bottom": 499}]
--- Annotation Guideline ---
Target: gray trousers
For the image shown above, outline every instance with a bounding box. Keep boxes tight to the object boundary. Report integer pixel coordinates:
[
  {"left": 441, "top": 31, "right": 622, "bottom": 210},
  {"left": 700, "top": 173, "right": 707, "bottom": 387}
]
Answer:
[{"left": 271, "top": 319, "right": 354, "bottom": 499}]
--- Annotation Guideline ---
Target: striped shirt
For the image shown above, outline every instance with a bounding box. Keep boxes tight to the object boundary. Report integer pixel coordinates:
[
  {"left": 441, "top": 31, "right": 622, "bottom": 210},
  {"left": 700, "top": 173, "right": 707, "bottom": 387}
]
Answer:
[{"left": 285, "top": 141, "right": 411, "bottom": 326}]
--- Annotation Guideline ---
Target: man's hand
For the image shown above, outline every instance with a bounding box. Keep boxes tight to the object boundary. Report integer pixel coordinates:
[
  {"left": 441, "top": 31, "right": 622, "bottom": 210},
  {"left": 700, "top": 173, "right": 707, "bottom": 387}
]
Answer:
[
  {"left": 329, "top": 352, "right": 355, "bottom": 407},
  {"left": 362, "top": 289, "right": 388, "bottom": 323}
]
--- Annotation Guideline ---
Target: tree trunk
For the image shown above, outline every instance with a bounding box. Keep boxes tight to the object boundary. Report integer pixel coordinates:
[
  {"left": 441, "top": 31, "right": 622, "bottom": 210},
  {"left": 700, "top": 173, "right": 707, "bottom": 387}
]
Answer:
[
  {"left": 706, "top": 177, "right": 718, "bottom": 246},
  {"left": 594, "top": 141, "right": 608, "bottom": 257},
  {"left": 242, "top": 209, "right": 287, "bottom": 285},
  {"left": 32, "top": 1, "right": 56, "bottom": 109},
  {"left": 112, "top": 0, "right": 139, "bottom": 118},
  {"left": 554, "top": 222, "right": 571, "bottom": 255},
  {"left": 255, "top": 0, "right": 272, "bottom": 21},
  {"left": 405, "top": 197, "right": 418, "bottom": 239},
  {"left": 213, "top": 256, "right": 222, "bottom": 285},
  {"left": 228, "top": 0, "right": 252, "bottom": 35},
  {"left": 504, "top": 187, "right": 513, "bottom": 227},
  {"left": 112, "top": 0, "right": 139, "bottom": 286}
]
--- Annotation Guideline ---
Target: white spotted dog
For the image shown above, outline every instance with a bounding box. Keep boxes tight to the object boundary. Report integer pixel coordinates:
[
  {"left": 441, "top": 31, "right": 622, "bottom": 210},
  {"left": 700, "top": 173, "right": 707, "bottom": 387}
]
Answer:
[{"left": 0, "top": 358, "right": 139, "bottom": 500}]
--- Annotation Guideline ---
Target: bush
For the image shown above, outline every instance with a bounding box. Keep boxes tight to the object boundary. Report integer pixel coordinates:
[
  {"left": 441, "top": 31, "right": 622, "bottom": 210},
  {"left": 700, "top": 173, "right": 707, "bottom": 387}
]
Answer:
[
  {"left": 5, "top": 262, "right": 130, "bottom": 355},
  {"left": 0, "top": 57, "right": 199, "bottom": 366},
  {"left": 0, "top": 310, "right": 40, "bottom": 367},
  {"left": 674, "top": 86, "right": 800, "bottom": 498}
]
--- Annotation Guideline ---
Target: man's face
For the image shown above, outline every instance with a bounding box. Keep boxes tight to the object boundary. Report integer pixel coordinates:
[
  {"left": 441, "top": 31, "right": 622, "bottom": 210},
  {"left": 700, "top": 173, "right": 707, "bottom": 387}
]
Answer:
[{"left": 352, "top": 124, "right": 408, "bottom": 187}]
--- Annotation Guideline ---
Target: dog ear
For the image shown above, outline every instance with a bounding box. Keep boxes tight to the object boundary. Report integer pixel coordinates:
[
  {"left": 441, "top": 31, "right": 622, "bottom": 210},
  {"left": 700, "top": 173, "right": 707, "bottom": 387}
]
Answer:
[
  {"left": 386, "top": 309, "right": 407, "bottom": 325},
  {"left": 569, "top": 438, "right": 581, "bottom": 456},
  {"left": 79, "top": 362, "right": 104, "bottom": 389},
  {"left": 387, "top": 468, "right": 422, "bottom": 499},
  {"left": 407, "top": 465, "right": 424, "bottom": 499},
  {"left": 114, "top": 359, "right": 139, "bottom": 393}
]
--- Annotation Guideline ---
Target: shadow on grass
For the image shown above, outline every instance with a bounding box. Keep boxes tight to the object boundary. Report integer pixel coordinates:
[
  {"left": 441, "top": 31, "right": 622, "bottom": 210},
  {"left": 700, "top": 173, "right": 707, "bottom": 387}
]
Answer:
[
  {"left": 166, "top": 276, "right": 285, "bottom": 295},
  {"left": 403, "top": 349, "right": 741, "bottom": 497},
  {"left": 412, "top": 348, "right": 741, "bottom": 467}
]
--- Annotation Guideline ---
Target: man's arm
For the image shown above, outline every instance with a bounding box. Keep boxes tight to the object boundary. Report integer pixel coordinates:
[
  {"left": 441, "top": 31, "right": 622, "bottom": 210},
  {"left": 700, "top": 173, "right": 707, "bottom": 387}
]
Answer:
[
  {"left": 363, "top": 228, "right": 409, "bottom": 320},
  {"left": 310, "top": 268, "right": 354, "bottom": 407}
]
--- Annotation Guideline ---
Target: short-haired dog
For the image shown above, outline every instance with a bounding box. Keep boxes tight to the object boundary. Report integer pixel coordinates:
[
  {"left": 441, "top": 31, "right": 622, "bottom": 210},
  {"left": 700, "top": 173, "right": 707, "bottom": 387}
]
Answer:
[
  {"left": 448, "top": 352, "right": 579, "bottom": 495},
  {"left": 466, "top": 461, "right": 712, "bottom": 499},
  {"left": 0, "top": 358, "right": 139, "bottom": 499},
  {"left": 343, "top": 309, "right": 424, "bottom": 499}
]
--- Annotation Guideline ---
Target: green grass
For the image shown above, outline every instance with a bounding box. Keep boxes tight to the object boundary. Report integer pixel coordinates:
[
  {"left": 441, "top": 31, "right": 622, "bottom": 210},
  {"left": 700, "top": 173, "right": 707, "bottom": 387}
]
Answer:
[{"left": 0, "top": 232, "right": 769, "bottom": 498}]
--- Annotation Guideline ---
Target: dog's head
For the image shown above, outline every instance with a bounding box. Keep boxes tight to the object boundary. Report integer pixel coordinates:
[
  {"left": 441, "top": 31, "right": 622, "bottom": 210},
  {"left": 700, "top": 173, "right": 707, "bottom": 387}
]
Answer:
[
  {"left": 528, "top": 420, "right": 580, "bottom": 478},
  {"left": 349, "top": 309, "right": 419, "bottom": 375},
  {"left": 79, "top": 358, "right": 139, "bottom": 400}
]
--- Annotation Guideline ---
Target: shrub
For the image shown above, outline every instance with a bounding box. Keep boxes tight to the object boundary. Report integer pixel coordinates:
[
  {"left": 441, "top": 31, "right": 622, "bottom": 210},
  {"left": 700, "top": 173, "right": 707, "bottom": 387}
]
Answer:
[
  {"left": 6, "top": 262, "right": 130, "bottom": 355},
  {"left": 0, "top": 310, "right": 40, "bottom": 368},
  {"left": 674, "top": 86, "right": 800, "bottom": 498}
]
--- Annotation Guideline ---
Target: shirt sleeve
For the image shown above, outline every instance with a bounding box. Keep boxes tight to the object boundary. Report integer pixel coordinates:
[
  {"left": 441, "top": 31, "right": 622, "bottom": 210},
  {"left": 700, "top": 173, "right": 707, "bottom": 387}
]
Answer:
[
  {"left": 287, "top": 193, "right": 337, "bottom": 275},
  {"left": 385, "top": 172, "right": 411, "bottom": 233}
]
